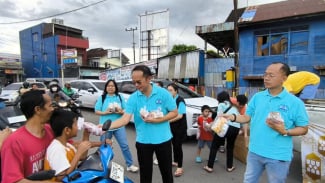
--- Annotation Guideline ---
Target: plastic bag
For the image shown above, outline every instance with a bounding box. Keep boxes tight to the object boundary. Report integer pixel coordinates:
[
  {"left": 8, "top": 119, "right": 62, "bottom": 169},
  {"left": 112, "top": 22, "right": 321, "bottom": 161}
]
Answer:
[{"left": 211, "top": 116, "right": 229, "bottom": 137}]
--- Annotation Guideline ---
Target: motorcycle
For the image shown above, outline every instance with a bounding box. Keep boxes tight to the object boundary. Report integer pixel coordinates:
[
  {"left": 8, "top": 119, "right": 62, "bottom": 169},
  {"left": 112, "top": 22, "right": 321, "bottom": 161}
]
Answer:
[
  {"left": 0, "top": 97, "right": 26, "bottom": 131},
  {"left": 52, "top": 93, "right": 82, "bottom": 118},
  {"left": 62, "top": 119, "right": 133, "bottom": 183},
  {"left": 27, "top": 120, "right": 133, "bottom": 182}
]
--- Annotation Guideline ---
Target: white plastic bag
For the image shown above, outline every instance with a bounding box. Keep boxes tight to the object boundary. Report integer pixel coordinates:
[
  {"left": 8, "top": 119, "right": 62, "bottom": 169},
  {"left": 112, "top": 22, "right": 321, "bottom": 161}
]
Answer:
[{"left": 211, "top": 117, "right": 229, "bottom": 137}]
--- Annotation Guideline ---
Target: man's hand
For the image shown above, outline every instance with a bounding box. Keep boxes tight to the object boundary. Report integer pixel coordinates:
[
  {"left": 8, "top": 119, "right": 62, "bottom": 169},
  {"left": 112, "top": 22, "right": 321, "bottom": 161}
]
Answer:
[{"left": 266, "top": 118, "right": 286, "bottom": 135}]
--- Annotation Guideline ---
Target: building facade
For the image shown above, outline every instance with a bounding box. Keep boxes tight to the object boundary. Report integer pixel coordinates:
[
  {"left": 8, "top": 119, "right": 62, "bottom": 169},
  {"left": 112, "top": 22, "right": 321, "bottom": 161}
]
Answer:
[{"left": 19, "top": 20, "right": 89, "bottom": 79}]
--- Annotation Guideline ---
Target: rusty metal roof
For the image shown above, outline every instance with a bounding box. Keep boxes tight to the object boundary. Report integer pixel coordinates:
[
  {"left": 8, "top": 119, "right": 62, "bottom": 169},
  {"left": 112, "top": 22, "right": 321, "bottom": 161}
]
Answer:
[{"left": 244, "top": 0, "right": 325, "bottom": 24}]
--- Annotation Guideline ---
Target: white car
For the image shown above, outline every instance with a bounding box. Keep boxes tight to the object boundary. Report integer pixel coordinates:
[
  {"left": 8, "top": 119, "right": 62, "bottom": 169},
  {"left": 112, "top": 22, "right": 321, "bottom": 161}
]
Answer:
[
  {"left": 70, "top": 79, "right": 218, "bottom": 137},
  {"left": 0, "top": 82, "right": 47, "bottom": 106}
]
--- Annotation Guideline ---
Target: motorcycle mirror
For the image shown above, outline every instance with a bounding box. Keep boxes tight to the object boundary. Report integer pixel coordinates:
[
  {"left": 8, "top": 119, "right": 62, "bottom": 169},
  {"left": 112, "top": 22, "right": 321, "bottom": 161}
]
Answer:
[{"left": 102, "top": 119, "right": 112, "bottom": 131}]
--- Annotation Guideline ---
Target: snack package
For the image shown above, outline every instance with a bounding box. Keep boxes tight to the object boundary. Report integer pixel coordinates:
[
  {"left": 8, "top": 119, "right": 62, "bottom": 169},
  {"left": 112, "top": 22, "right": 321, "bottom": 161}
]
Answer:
[
  {"left": 83, "top": 122, "right": 105, "bottom": 136},
  {"left": 211, "top": 117, "right": 229, "bottom": 137},
  {"left": 140, "top": 107, "right": 163, "bottom": 118},
  {"left": 267, "top": 112, "right": 284, "bottom": 124},
  {"left": 108, "top": 102, "right": 121, "bottom": 112}
]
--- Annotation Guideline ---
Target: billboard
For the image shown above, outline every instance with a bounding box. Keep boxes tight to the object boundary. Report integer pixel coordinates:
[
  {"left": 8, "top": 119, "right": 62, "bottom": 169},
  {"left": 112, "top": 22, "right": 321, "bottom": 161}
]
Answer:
[{"left": 139, "top": 9, "right": 169, "bottom": 62}]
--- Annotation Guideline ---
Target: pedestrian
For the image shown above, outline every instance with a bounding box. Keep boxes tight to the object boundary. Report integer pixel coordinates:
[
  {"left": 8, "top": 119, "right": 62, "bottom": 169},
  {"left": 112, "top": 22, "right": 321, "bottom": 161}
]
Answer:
[
  {"left": 283, "top": 71, "right": 320, "bottom": 102},
  {"left": 223, "top": 62, "right": 309, "bottom": 182},
  {"left": 195, "top": 105, "right": 213, "bottom": 163},
  {"left": 108, "top": 65, "right": 178, "bottom": 183},
  {"left": 1, "top": 90, "right": 55, "bottom": 182},
  {"left": 94, "top": 79, "right": 139, "bottom": 173},
  {"left": 203, "top": 91, "right": 240, "bottom": 173},
  {"left": 167, "top": 83, "right": 187, "bottom": 177}
]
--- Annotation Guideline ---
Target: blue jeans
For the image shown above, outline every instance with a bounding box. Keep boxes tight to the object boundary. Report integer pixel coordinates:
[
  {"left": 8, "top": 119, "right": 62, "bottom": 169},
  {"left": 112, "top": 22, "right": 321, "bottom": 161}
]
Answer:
[
  {"left": 101, "top": 127, "right": 133, "bottom": 167},
  {"left": 244, "top": 151, "right": 291, "bottom": 183}
]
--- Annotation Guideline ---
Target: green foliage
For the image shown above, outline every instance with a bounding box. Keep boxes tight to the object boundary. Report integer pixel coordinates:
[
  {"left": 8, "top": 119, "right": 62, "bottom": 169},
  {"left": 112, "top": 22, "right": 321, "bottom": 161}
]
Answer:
[
  {"left": 167, "top": 44, "right": 197, "bottom": 55},
  {"left": 206, "top": 50, "right": 223, "bottom": 58}
]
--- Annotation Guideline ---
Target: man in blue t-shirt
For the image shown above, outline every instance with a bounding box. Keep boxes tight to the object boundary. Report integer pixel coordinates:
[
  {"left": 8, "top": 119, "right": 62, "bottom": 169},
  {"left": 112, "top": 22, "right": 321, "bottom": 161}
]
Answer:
[
  {"left": 109, "top": 65, "right": 178, "bottom": 183},
  {"left": 223, "top": 62, "right": 308, "bottom": 183}
]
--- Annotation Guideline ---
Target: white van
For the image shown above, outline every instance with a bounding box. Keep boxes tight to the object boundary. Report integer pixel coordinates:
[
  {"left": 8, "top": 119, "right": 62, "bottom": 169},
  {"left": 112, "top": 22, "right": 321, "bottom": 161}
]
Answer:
[{"left": 70, "top": 79, "right": 218, "bottom": 137}]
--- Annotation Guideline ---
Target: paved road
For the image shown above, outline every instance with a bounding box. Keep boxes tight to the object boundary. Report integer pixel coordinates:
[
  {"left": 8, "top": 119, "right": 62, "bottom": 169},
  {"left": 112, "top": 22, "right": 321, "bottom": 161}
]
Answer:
[{"left": 79, "top": 108, "right": 302, "bottom": 183}]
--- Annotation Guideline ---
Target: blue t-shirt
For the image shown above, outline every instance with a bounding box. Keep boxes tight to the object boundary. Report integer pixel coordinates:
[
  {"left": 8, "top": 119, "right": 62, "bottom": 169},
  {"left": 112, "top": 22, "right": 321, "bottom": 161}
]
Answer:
[
  {"left": 246, "top": 89, "right": 309, "bottom": 161},
  {"left": 125, "top": 84, "right": 177, "bottom": 144},
  {"left": 95, "top": 94, "right": 126, "bottom": 129},
  {"left": 217, "top": 101, "right": 240, "bottom": 128}
]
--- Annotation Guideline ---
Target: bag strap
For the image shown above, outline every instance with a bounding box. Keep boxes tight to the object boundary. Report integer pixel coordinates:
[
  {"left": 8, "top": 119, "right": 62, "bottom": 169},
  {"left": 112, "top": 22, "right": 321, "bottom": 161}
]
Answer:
[{"left": 223, "top": 104, "right": 232, "bottom": 114}]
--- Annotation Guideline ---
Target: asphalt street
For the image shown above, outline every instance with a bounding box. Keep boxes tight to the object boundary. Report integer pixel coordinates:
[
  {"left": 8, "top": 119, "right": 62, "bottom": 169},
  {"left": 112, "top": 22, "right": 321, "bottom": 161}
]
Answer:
[{"left": 78, "top": 108, "right": 302, "bottom": 183}]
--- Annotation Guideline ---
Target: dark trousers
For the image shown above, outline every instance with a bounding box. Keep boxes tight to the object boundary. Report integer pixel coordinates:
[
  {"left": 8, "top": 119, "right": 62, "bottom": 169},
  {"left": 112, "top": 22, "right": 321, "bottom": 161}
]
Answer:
[
  {"left": 207, "top": 125, "right": 240, "bottom": 169},
  {"left": 136, "top": 140, "right": 173, "bottom": 183},
  {"left": 170, "top": 122, "right": 185, "bottom": 168}
]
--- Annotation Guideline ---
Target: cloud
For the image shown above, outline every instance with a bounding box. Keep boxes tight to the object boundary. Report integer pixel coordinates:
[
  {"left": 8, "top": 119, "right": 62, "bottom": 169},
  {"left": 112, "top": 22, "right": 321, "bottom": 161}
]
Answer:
[{"left": 0, "top": 0, "right": 283, "bottom": 54}]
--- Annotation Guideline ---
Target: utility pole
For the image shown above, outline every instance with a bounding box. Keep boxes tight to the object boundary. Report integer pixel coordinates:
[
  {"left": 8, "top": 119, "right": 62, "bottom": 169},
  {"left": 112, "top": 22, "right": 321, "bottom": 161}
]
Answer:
[
  {"left": 233, "top": 0, "right": 239, "bottom": 96},
  {"left": 125, "top": 27, "right": 137, "bottom": 64}
]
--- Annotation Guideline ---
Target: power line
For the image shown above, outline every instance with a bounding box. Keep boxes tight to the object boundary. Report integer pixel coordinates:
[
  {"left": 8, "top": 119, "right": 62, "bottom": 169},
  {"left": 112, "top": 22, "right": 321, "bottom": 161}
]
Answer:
[{"left": 0, "top": 0, "right": 108, "bottom": 25}]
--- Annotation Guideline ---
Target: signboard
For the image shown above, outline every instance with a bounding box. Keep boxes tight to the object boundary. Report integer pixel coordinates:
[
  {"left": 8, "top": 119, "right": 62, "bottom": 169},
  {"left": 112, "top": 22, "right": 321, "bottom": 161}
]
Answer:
[
  {"left": 302, "top": 123, "right": 325, "bottom": 182},
  {"left": 63, "top": 58, "right": 78, "bottom": 64},
  {"left": 61, "top": 49, "right": 77, "bottom": 59}
]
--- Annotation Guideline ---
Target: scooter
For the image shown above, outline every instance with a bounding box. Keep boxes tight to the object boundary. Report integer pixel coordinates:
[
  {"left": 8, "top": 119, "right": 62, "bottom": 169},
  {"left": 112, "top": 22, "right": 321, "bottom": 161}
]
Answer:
[
  {"left": 27, "top": 120, "right": 133, "bottom": 183},
  {"left": 0, "top": 97, "right": 26, "bottom": 131},
  {"left": 62, "top": 119, "right": 133, "bottom": 183}
]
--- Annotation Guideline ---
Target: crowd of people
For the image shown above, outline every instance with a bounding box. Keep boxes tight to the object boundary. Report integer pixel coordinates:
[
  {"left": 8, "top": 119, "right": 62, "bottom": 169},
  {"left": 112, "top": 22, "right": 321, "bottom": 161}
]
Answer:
[{"left": 0, "top": 63, "right": 312, "bottom": 182}]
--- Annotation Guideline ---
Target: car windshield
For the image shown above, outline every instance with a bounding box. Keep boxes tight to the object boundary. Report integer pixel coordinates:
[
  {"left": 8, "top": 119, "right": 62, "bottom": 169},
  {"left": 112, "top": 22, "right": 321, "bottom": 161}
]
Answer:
[
  {"left": 93, "top": 82, "right": 106, "bottom": 91},
  {"left": 3, "top": 83, "right": 21, "bottom": 90}
]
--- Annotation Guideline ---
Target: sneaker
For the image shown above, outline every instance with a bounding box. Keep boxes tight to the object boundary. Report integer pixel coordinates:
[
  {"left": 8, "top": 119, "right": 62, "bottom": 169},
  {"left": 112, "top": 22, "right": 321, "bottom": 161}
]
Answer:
[
  {"left": 215, "top": 157, "right": 218, "bottom": 162},
  {"left": 153, "top": 159, "right": 159, "bottom": 165},
  {"left": 195, "top": 156, "right": 202, "bottom": 163},
  {"left": 127, "top": 165, "right": 139, "bottom": 173}
]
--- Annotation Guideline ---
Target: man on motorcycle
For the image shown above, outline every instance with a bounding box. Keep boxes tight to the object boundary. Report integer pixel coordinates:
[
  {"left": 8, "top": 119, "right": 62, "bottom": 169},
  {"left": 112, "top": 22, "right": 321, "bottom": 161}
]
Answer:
[
  {"left": 47, "top": 81, "right": 71, "bottom": 102},
  {"left": 62, "top": 82, "right": 75, "bottom": 97}
]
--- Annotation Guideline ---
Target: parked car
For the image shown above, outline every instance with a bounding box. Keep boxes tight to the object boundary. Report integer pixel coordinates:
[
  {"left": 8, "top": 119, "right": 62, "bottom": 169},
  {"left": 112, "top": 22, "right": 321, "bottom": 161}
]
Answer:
[
  {"left": 0, "top": 82, "right": 47, "bottom": 106},
  {"left": 69, "top": 79, "right": 106, "bottom": 108}
]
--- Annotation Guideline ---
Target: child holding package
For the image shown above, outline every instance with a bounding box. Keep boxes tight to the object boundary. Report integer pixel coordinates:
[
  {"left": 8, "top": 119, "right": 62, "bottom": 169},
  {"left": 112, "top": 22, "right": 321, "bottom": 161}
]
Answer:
[
  {"left": 195, "top": 105, "right": 214, "bottom": 163},
  {"left": 44, "top": 110, "right": 111, "bottom": 181}
]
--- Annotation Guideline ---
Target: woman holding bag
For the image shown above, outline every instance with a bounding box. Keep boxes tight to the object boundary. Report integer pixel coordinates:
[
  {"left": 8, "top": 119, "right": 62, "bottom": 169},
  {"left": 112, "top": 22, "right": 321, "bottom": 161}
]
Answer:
[{"left": 203, "top": 91, "right": 240, "bottom": 173}]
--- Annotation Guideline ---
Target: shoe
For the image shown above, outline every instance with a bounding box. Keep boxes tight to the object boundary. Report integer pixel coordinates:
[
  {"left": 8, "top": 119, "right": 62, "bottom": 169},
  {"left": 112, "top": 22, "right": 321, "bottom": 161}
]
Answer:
[
  {"left": 153, "top": 159, "right": 159, "bottom": 165},
  {"left": 227, "top": 166, "right": 235, "bottom": 172},
  {"left": 195, "top": 156, "right": 202, "bottom": 163},
  {"left": 214, "top": 157, "right": 218, "bottom": 162},
  {"left": 219, "top": 146, "right": 225, "bottom": 153},
  {"left": 174, "top": 168, "right": 183, "bottom": 177},
  {"left": 203, "top": 165, "right": 213, "bottom": 173},
  {"left": 127, "top": 165, "right": 139, "bottom": 173}
]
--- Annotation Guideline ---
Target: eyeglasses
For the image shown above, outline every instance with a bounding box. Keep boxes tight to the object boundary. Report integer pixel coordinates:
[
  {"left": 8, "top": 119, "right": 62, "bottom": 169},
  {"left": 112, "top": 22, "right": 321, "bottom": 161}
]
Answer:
[{"left": 263, "top": 73, "right": 276, "bottom": 79}]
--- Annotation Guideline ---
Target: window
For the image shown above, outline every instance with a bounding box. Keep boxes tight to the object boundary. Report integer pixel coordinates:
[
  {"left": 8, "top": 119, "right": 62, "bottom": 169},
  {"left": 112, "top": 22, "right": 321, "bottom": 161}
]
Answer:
[
  {"left": 43, "top": 53, "right": 47, "bottom": 62},
  {"left": 32, "top": 33, "right": 38, "bottom": 42},
  {"left": 255, "top": 26, "right": 308, "bottom": 56}
]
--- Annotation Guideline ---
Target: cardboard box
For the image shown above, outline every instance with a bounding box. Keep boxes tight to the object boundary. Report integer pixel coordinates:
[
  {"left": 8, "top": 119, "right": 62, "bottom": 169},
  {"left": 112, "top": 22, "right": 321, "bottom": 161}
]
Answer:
[{"left": 234, "top": 134, "right": 249, "bottom": 164}]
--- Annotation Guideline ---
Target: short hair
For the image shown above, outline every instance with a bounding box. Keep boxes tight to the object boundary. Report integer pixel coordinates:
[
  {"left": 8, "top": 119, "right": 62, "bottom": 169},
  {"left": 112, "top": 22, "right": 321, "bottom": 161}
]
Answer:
[
  {"left": 20, "top": 90, "right": 46, "bottom": 119},
  {"left": 236, "top": 95, "right": 248, "bottom": 106},
  {"left": 50, "top": 110, "right": 78, "bottom": 137},
  {"left": 217, "top": 91, "right": 230, "bottom": 103},
  {"left": 201, "top": 105, "right": 211, "bottom": 112},
  {"left": 167, "top": 83, "right": 178, "bottom": 93},
  {"left": 132, "top": 65, "right": 153, "bottom": 78},
  {"left": 272, "top": 62, "right": 290, "bottom": 76}
]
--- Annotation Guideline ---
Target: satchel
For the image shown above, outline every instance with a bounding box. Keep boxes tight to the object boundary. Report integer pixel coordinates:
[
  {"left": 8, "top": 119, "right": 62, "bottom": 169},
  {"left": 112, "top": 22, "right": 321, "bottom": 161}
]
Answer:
[{"left": 210, "top": 104, "right": 232, "bottom": 137}]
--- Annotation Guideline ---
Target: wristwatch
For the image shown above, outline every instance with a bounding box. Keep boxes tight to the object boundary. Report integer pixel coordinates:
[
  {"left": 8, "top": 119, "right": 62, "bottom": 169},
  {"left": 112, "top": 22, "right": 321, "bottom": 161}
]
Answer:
[{"left": 282, "top": 129, "right": 290, "bottom": 136}]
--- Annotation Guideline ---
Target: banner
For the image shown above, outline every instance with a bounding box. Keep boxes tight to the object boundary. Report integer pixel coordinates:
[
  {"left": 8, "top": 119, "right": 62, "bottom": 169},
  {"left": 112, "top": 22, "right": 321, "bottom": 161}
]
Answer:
[{"left": 302, "top": 123, "right": 325, "bottom": 183}]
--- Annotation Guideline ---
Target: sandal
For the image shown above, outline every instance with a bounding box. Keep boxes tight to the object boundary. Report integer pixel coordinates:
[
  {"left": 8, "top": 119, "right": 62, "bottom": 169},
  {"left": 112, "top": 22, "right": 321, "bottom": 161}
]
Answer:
[
  {"left": 203, "top": 166, "right": 213, "bottom": 173},
  {"left": 172, "top": 162, "right": 178, "bottom": 167},
  {"left": 227, "top": 166, "right": 235, "bottom": 172},
  {"left": 174, "top": 168, "right": 183, "bottom": 177}
]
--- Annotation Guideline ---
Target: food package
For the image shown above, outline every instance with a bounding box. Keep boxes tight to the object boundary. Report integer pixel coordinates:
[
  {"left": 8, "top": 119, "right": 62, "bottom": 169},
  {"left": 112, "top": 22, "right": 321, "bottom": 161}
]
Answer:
[
  {"left": 83, "top": 122, "right": 105, "bottom": 136},
  {"left": 211, "top": 117, "right": 229, "bottom": 137},
  {"left": 267, "top": 112, "right": 284, "bottom": 124}
]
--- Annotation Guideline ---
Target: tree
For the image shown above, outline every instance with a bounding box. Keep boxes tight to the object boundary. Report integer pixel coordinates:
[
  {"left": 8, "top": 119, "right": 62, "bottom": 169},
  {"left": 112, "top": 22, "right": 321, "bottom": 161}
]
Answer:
[
  {"left": 206, "top": 50, "right": 223, "bottom": 58},
  {"left": 167, "top": 44, "right": 197, "bottom": 55}
]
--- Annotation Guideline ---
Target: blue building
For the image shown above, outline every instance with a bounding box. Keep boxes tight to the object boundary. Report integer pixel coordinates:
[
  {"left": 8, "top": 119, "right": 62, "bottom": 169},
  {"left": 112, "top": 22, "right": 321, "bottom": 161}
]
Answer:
[
  {"left": 196, "top": 0, "right": 325, "bottom": 98},
  {"left": 19, "top": 20, "right": 89, "bottom": 79}
]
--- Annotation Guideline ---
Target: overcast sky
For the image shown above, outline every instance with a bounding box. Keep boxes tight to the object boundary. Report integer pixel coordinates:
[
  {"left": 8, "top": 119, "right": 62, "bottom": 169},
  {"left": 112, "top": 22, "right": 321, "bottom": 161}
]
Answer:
[{"left": 0, "top": 0, "right": 283, "bottom": 56}]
